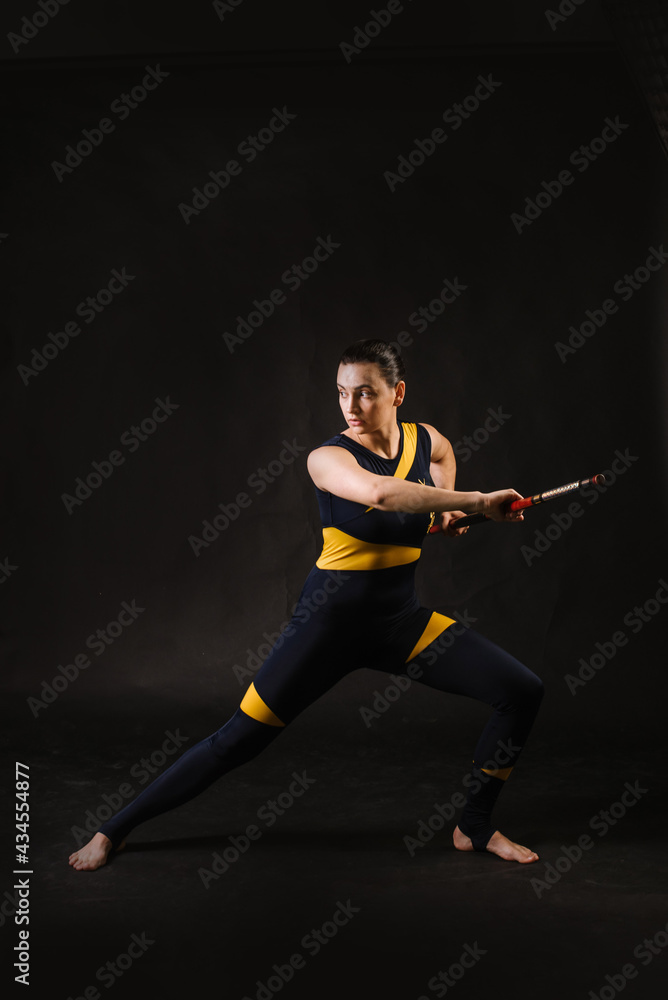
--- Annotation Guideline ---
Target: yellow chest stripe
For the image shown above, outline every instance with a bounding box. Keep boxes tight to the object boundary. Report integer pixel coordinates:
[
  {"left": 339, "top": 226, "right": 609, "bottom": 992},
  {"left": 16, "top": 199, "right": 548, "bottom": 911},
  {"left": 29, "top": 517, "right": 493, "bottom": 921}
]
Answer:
[
  {"left": 394, "top": 422, "right": 418, "bottom": 481},
  {"left": 364, "top": 421, "right": 419, "bottom": 512},
  {"left": 316, "top": 526, "right": 421, "bottom": 571}
]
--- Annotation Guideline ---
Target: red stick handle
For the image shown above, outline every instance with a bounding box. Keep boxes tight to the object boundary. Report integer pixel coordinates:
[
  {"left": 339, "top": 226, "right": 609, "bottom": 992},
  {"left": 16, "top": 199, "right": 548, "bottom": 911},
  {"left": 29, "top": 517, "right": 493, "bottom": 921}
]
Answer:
[{"left": 428, "top": 473, "right": 606, "bottom": 532}]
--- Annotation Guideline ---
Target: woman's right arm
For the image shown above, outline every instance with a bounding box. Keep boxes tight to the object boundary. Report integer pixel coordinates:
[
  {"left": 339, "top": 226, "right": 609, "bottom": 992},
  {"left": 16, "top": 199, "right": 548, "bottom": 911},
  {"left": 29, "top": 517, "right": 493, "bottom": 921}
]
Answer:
[{"left": 307, "top": 447, "right": 524, "bottom": 522}]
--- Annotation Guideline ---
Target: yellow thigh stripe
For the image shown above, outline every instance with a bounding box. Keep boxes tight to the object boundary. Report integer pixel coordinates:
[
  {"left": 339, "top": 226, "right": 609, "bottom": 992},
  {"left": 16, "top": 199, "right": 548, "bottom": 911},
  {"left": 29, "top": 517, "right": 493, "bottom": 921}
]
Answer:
[
  {"left": 405, "top": 611, "right": 457, "bottom": 663},
  {"left": 240, "top": 682, "right": 285, "bottom": 727},
  {"left": 316, "top": 526, "right": 421, "bottom": 571}
]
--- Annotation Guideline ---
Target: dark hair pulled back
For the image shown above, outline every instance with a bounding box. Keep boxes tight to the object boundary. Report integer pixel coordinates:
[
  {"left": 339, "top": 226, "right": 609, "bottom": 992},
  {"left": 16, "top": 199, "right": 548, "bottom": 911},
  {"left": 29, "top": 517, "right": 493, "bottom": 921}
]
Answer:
[{"left": 338, "top": 339, "right": 405, "bottom": 388}]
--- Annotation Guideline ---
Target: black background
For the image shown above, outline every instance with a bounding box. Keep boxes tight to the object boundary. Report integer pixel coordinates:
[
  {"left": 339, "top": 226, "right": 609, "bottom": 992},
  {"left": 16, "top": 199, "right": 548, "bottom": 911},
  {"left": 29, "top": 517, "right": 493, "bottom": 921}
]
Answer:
[{"left": 3, "top": 2, "right": 668, "bottom": 998}]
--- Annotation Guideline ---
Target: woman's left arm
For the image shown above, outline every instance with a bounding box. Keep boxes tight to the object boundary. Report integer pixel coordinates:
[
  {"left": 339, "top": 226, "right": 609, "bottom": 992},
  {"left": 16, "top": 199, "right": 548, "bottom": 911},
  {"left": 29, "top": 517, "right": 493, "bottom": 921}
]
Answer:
[{"left": 420, "top": 422, "right": 469, "bottom": 536}]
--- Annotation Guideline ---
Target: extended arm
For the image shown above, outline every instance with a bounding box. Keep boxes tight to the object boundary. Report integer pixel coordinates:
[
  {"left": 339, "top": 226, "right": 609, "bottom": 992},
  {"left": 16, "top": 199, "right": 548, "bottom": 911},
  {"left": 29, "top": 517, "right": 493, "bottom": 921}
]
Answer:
[{"left": 307, "top": 444, "right": 523, "bottom": 522}]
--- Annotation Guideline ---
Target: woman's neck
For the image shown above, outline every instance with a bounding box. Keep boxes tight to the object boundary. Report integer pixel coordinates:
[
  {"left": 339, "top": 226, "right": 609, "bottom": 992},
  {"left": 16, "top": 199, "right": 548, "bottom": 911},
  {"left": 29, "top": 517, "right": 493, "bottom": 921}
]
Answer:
[{"left": 343, "top": 419, "right": 401, "bottom": 459}]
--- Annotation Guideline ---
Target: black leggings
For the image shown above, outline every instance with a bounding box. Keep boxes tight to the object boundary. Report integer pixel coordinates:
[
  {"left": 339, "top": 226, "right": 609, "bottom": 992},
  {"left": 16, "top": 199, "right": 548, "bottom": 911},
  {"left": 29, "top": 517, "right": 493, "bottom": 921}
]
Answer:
[{"left": 97, "top": 625, "right": 543, "bottom": 852}]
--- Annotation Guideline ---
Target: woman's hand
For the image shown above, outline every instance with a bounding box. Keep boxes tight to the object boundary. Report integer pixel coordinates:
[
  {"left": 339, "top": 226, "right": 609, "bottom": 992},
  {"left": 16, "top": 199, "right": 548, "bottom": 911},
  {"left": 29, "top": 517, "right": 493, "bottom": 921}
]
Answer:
[
  {"left": 434, "top": 511, "right": 471, "bottom": 537},
  {"left": 481, "top": 489, "right": 525, "bottom": 522}
]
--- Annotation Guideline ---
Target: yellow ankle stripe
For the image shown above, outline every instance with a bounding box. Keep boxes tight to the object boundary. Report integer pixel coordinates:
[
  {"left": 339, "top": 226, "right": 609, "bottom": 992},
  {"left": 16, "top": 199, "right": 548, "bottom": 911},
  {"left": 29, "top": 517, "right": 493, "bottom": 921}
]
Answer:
[
  {"left": 240, "top": 683, "right": 284, "bottom": 727},
  {"left": 481, "top": 766, "right": 513, "bottom": 781}
]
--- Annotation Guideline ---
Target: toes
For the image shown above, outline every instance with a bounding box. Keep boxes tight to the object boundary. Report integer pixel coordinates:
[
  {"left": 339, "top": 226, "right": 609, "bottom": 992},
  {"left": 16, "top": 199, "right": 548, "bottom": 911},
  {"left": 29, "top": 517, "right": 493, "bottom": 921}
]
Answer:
[{"left": 69, "top": 846, "right": 109, "bottom": 871}]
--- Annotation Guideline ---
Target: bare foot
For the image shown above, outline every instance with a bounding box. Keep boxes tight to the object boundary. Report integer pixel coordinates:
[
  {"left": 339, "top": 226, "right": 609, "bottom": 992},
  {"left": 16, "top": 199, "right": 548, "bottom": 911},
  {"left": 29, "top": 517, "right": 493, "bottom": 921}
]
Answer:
[
  {"left": 68, "top": 833, "right": 126, "bottom": 871},
  {"left": 453, "top": 825, "right": 539, "bottom": 863}
]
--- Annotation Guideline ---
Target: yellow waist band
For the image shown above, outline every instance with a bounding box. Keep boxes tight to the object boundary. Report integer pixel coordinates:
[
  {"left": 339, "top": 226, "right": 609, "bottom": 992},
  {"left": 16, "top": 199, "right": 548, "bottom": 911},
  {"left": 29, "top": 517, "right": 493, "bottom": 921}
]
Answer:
[{"left": 316, "top": 526, "right": 421, "bottom": 571}]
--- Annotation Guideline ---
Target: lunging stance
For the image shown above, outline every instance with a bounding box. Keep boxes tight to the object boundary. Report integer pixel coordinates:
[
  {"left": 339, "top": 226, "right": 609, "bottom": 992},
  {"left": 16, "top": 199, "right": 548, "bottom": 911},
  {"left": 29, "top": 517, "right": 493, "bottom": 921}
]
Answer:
[{"left": 69, "top": 339, "right": 544, "bottom": 870}]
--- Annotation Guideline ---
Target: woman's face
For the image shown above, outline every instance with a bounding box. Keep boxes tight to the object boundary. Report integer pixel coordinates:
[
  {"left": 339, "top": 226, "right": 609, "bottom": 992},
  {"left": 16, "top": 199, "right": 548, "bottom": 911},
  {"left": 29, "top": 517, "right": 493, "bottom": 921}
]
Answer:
[{"left": 336, "top": 362, "right": 404, "bottom": 432}]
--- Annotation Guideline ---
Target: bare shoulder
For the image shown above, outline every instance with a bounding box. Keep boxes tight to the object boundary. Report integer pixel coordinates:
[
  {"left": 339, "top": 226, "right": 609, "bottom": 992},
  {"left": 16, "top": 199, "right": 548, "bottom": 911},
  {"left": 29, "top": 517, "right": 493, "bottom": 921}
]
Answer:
[
  {"left": 307, "top": 444, "right": 357, "bottom": 487},
  {"left": 418, "top": 422, "right": 439, "bottom": 445},
  {"left": 418, "top": 422, "right": 452, "bottom": 461},
  {"left": 307, "top": 443, "right": 357, "bottom": 466},
  {"left": 307, "top": 443, "right": 378, "bottom": 501}
]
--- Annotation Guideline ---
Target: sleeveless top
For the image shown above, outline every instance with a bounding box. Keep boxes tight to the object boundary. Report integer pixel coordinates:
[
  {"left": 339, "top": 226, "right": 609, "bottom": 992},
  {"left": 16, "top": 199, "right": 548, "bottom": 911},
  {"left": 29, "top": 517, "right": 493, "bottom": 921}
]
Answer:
[
  {"left": 313, "top": 421, "right": 436, "bottom": 572},
  {"left": 294, "top": 419, "right": 455, "bottom": 656}
]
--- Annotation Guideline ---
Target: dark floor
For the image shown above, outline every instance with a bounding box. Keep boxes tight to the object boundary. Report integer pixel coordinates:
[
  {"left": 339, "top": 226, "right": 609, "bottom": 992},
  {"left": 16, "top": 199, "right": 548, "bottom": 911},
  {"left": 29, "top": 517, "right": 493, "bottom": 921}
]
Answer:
[{"left": 6, "top": 698, "right": 668, "bottom": 1000}]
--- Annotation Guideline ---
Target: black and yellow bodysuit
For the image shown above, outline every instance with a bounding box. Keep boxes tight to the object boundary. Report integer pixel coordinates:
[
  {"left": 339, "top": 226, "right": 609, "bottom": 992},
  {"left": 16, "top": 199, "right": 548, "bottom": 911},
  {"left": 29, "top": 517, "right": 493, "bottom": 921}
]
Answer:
[{"left": 98, "top": 422, "right": 543, "bottom": 853}]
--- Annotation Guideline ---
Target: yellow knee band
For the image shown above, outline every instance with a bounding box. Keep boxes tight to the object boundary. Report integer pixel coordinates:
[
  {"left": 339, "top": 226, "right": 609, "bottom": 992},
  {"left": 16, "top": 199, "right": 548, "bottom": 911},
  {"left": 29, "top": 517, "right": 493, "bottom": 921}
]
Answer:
[{"left": 240, "top": 682, "right": 285, "bottom": 727}]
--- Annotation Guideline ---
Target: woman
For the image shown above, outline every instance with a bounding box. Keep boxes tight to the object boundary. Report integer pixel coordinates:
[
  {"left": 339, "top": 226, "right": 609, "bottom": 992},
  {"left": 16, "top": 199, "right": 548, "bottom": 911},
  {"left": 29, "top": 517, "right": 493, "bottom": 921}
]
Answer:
[{"left": 69, "top": 339, "right": 543, "bottom": 871}]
